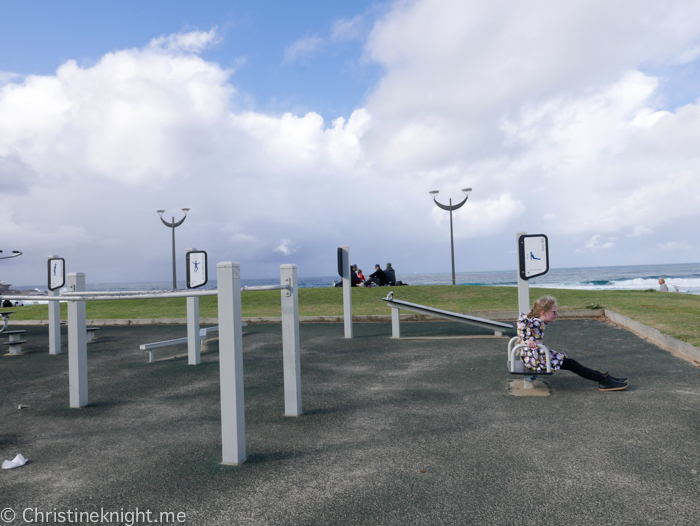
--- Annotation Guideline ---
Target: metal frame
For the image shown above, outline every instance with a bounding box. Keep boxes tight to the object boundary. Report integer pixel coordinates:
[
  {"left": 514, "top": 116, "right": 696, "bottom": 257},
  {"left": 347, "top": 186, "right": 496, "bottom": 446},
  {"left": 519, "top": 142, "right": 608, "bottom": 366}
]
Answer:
[
  {"left": 0, "top": 262, "right": 303, "bottom": 466},
  {"left": 506, "top": 336, "right": 553, "bottom": 375},
  {"left": 382, "top": 292, "right": 512, "bottom": 337}
]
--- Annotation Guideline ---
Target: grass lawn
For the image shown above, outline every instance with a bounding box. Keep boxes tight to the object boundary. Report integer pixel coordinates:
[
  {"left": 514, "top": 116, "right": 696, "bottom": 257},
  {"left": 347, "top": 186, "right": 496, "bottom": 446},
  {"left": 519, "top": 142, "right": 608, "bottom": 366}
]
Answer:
[{"left": 4, "top": 285, "right": 700, "bottom": 347}]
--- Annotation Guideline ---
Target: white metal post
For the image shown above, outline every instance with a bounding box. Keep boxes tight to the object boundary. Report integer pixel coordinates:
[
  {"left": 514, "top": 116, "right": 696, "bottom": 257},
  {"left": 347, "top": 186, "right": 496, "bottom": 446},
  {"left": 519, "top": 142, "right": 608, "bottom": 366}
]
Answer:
[
  {"left": 48, "top": 254, "right": 61, "bottom": 355},
  {"left": 280, "top": 264, "right": 302, "bottom": 416},
  {"left": 391, "top": 306, "right": 401, "bottom": 338},
  {"left": 186, "top": 248, "right": 200, "bottom": 365},
  {"left": 341, "top": 245, "right": 352, "bottom": 338},
  {"left": 67, "top": 273, "right": 88, "bottom": 408},
  {"left": 217, "top": 262, "right": 246, "bottom": 465},
  {"left": 516, "top": 231, "right": 530, "bottom": 315},
  {"left": 48, "top": 288, "right": 61, "bottom": 354}
]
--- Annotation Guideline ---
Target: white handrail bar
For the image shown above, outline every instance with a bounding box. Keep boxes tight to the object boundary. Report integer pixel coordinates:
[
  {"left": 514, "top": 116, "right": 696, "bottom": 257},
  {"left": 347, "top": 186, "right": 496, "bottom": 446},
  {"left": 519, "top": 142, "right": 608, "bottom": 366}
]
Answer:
[
  {"left": 61, "top": 290, "right": 174, "bottom": 296},
  {"left": 0, "top": 285, "right": 291, "bottom": 303},
  {"left": 242, "top": 284, "right": 290, "bottom": 291},
  {"left": 0, "top": 290, "right": 219, "bottom": 302}
]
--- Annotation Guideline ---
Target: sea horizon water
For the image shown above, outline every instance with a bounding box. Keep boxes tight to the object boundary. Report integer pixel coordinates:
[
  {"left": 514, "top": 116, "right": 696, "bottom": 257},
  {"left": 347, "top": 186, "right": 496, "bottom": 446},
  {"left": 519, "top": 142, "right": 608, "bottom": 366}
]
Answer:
[{"left": 12, "top": 262, "right": 700, "bottom": 301}]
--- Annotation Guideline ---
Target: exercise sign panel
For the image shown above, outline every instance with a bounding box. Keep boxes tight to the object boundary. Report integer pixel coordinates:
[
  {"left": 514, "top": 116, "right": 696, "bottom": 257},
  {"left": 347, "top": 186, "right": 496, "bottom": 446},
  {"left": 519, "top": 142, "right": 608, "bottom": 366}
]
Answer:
[
  {"left": 186, "top": 251, "right": 208, "bottom": 289},
  {"left": 337, "top": 247, "right": 344, "bottom": 277},
  {"left": 48, "top": 258, "right": 65, "bottom": 291},
  {"left": 518, "top": 234, "right": 549, "bottom": 280}
]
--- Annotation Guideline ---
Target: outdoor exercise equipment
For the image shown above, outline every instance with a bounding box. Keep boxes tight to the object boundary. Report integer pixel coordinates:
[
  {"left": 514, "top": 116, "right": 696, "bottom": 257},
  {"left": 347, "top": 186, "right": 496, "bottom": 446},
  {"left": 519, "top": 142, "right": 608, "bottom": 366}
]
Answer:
[
  {"left": 0, "top": 261, "right": 303, "bottom": 466},
  {"left": 140, "top": 325, "right": 221, "bottom": 362},
  {"left": 382, "top": 291, "right": 513, "bottom": 337},
  {"left": 506, "top": 336, "right": 553, "bottom": 375},
  {"left": 511, "top": 231, "right": 552, "bottom": 388}
]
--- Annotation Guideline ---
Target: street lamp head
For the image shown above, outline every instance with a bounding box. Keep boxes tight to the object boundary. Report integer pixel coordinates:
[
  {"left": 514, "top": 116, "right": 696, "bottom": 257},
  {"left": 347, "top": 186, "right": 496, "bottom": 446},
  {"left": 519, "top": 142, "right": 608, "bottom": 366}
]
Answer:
[
  {"left": 181, "top": 208, "right": 190, "bottom": 215},
  {"left": 157, "top": 210, "right": 165, "bottom": 216},
  {"left": 429, "top": 190, "right": 439, "bottom": 198},
  {"left": 462, "top": 188, "right": 472, "bottom": 197}
]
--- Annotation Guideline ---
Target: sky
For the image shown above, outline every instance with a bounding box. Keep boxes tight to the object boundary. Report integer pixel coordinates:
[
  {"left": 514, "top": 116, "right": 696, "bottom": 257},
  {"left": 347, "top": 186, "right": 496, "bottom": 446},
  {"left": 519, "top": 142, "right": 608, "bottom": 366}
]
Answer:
[{"left": 2, "top": 0, "right": 700, "bottom": 286}]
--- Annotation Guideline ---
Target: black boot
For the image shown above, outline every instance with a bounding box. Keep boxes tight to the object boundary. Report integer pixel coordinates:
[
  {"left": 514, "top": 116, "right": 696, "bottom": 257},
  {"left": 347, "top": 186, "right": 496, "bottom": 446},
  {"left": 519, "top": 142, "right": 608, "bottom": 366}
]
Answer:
[
  {"left": 598, "top": 373, "right": 628, "bottom": 392},
  {"left": 607, "top": 374, "right": 627, "bottom": 382}
]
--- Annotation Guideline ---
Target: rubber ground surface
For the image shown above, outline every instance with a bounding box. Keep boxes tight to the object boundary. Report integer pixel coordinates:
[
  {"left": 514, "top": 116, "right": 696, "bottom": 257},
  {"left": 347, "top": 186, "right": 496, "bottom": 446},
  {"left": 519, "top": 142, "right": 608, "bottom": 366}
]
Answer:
[{"left": 1, "top": 320, "right": 699, "bottom": 525}]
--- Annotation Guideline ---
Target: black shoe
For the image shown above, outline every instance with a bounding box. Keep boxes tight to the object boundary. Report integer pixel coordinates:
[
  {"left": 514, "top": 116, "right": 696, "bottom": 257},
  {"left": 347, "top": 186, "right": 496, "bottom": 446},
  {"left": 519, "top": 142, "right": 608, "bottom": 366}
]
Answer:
[
  {"left": 598, "top": 374, "right": 628, "bottom": 392},
  {"left": 603, "top": 372, "right": 627, "bottom": 382}
]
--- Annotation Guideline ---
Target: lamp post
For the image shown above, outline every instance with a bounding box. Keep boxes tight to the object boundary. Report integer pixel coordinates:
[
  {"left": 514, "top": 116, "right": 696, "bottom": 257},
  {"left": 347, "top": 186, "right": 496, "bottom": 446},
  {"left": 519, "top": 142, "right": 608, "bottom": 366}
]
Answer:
[
  {"left": 157, "top": 208, "right": 190, "bottom": 290},
  {"left": 0, "top": 250, "right": 22, "bottom": 260},
  {"left": 429, "top": 188, "right": 472, "bottom": 285}
]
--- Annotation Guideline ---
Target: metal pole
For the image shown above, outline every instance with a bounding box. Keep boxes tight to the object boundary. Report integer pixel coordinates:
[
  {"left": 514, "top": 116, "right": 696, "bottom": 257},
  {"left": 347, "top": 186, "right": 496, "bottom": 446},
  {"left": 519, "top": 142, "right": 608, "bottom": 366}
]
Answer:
[
  {"left": 391, "top": 306, "right": 401, "bottom": 338},
  {"left": 67, "top": 273, "right": 88, "bottom": 408},
  {"left": 158, "top": 209, "right": 188, "bottom": 290},
  {"left": 430, "top": 189, "right": 471, "bottom": 286},
  {"left": 341, "top": 245, "right": 352, "bottom": 338},
  {"left": 48, "top": 254, "right": 61, "bottom": 355},
  {"left": 280, "top": 264, "right": 302, "bottom": 416},
  {"left": 186, "top": 247, "right": 200, "bottom": 365},
  {"left": 171, "top": 218, "right": 177, "bottom": 290},
  {"left": 217, "top": 261, "right": 246, "bottom": 465},
  {"left": 516, "top": 231, "right": 530, "bottom": 315},
  {"left": 449, "top": 198, "right": 456, "bottom": 286}
]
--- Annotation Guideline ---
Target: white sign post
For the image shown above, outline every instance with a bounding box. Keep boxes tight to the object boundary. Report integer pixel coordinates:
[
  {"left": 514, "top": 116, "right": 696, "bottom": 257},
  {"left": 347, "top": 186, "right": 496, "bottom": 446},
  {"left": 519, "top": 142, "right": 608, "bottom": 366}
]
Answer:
[
  {"left": 338, "top": 245, "right": 352, "bottom": 338},
  {"left": 516, "top": 232, "right": 550, "bottom": 315},
  {"left": 185, "top": 248, "right": 206, "bottom": 365},
  {"left": 47, "top": 256, "right": 64, "bottom": 355}
]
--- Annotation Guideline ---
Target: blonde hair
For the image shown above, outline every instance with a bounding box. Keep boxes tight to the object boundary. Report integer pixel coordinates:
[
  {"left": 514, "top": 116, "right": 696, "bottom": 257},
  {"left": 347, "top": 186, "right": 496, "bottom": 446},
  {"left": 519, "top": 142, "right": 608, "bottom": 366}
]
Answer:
[{"left": 527, "top": 296, "right": 557, "bottom": 319}]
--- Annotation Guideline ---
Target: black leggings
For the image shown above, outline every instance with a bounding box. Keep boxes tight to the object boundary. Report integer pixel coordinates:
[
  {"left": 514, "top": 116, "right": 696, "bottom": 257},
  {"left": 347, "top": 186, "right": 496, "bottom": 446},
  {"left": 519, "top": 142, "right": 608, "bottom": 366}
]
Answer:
[{"left": 560, "top": 358, "right": 605, "bottom": 382}]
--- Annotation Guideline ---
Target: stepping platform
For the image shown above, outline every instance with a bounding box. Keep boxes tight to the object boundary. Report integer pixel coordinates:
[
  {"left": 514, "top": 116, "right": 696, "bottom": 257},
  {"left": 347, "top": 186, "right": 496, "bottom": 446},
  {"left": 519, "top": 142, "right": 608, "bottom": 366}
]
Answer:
[
  {"left": 3, "top": 329, "right": 27, "bottom": 354},
  {"left": 86, "top": 327, "right": 99, "bottom": 343}
]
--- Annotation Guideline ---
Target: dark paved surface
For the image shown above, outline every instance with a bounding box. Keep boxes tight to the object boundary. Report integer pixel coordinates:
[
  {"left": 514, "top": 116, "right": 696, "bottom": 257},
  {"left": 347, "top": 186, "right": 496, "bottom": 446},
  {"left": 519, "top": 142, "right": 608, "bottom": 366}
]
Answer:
[{"left": 1, "top": 320, "right": 699, "bottom": 525}]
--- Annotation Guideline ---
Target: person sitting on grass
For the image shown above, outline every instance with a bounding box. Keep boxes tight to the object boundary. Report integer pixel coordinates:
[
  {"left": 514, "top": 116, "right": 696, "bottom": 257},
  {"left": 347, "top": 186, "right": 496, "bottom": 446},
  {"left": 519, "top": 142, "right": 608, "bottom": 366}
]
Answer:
[
  {"left": 365, "top": 264, "right": 387, "bottom": 287},
  {"left": 518, "top": 296, "right": 628, "bottom": 392},
  {"left": 384, "top": 262, "right": 396, "bottom": 285}
]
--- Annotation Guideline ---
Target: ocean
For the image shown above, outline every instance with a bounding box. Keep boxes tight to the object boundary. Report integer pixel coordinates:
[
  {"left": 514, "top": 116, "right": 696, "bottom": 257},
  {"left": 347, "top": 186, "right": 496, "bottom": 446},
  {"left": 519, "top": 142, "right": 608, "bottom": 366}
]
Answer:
[{"left": 13, "top": 262, "right": 700, "bottom": 297}]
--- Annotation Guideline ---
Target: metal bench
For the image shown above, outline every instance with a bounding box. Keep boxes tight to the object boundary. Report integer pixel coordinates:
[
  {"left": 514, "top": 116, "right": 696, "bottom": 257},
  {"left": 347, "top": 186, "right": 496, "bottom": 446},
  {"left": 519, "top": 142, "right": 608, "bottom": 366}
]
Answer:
[
  {"left": 140, "top": 326, "right": 225, "bottom": 362},
  {"left": 86, "top": 327, "right": 99, "bottom": 343},
  {"left": 3, "top": 329, "right": 27, "bottom": 355}
]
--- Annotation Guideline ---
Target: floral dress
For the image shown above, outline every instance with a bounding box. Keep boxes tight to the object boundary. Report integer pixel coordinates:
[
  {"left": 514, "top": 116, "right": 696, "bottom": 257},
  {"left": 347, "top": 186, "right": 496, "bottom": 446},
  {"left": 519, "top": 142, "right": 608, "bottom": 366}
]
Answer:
[{"left": 517, "top": 314, "right": 566, "bottom": 372}]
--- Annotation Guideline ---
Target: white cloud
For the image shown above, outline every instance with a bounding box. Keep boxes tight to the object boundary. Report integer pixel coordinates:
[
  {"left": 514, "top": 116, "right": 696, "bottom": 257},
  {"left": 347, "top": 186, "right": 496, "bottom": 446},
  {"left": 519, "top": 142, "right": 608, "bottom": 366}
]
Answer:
[
  {"left": 628, "top": 225, "right": 653, "bottom": 237},
  {"left": 577, "top": 235, "right": 615, "bottom": 252},
  {"left": 332, "top": 16, "right": 364, "bottom": 41},
  {"left": 273, "top": 239, "right": 297, "bottom": 256},
  {"left": 149, "top": 28, "right": 220, "bottom": 53},
  {"left": 4, "top": 2, "right": 700, "bottom": 285},
  {"left": 283, "top": 36, "right": 324, "bottom": 63},
  {"left": 656, "top": 241, "right": 693, "bottom": 251}
]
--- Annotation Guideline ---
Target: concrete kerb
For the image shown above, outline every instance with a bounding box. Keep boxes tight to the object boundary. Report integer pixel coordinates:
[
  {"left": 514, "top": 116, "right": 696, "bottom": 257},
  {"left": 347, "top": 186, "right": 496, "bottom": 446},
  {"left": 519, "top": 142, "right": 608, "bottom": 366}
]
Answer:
[{"left": 603, "top": 309, "right": 700, "bottom": 367}]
